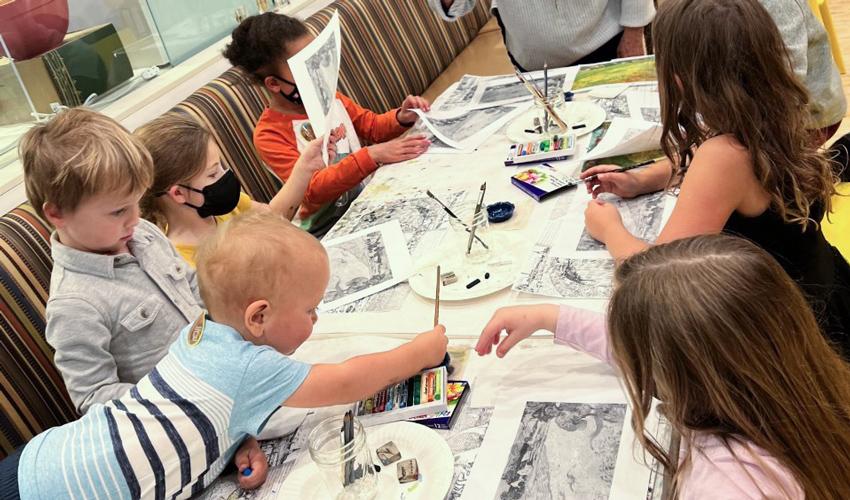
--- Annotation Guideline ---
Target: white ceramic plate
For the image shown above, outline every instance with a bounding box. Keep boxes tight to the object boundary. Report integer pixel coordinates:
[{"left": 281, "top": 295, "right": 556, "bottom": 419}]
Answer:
[
  {"left": 408, "top": 233, "right": 522, "bottom": 301},
  {"left": 277, "top": 422, "right": 453, "bottom": 500},
  {"left": 506, "top": 100, "right": 607, "bottom": 143}
]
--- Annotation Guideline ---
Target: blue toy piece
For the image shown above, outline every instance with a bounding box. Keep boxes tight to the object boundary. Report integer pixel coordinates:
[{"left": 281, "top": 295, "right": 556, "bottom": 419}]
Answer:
[
  {"left": 242, "top": 467, "right": 253, "bottom": 477},
  {"left": 487, "top": 202, "right": 515, "bottom": 223}
]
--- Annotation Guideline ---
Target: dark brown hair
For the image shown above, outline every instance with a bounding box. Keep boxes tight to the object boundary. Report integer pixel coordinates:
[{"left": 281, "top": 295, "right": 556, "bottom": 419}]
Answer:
[
  {"left": 135, "top": 113, "right": 212, "bottom": 229},
  {"left": 654, "top": 0, "right": 837, "bottom": 228},
  {"left": 223, "top": 12, "right": 310, "bottom": 82},
  {"left": 609, "top": 234, "right": 850, "bottom": 498}
]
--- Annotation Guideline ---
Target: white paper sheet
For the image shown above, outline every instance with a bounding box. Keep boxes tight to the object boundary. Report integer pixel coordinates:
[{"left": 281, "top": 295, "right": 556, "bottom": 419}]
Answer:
[
  {"left": 626, "top": 89, "right": 661, "bottom": 124},
  {"left": 412, "top": 104, "right": 527, "bottom": 150},
  {"left": 583, "top": 117, "right": 662, "bottom": 161},
  {"left": 320, "top": 220, "right": 413, "bottom": 310},
  {"left": 287, "top": 11, "right": 341, "bottom": 164}
]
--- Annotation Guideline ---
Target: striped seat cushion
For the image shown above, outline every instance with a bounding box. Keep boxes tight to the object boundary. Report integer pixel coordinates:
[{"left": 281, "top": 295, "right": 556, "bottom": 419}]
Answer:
[
  {"left": 173, "top": 67, "right": 283, "bottom": 204},
  {"left": 0, "top": 204, "right": 76, "bottom": 459},
  {"left": 305, "top": 0, "right": 492, "bottom": 113}
]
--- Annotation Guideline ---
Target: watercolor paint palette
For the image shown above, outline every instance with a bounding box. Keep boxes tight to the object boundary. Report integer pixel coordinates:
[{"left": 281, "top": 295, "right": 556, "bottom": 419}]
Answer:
[{"left": 504, "top": 133, "right": 577, "bottom": 166}]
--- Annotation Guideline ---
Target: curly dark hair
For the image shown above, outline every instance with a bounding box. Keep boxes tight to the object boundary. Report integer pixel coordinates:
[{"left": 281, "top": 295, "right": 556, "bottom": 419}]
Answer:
[{"left": 223, "top": 12, "right": 309, "bottom": 82}]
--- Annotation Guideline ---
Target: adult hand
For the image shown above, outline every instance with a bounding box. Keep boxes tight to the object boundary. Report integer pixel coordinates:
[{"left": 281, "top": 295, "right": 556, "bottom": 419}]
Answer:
[
  {"left": 584, "top": 199, "right": 623, "bottom": 244},
  {"left": 476, "top": 305, "right": 559, "bottom": 358},
  {"left": 617, "top": 27, "right": 646, "bottom": 58},
  {"left": 580, "top": 165, "right": 644, "bottom": 199},
  {"left": 396, "top": 95, "right": 431, "bottom": 126},
  {"left": 368, "top": 135, "right": 431, "bottom": 164},
  {"left": 234, "top": 437, "right": 269, "bottom": 490}
]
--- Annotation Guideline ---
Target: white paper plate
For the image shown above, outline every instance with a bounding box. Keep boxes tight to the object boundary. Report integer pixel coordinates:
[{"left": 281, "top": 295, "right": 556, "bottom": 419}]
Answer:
[
  {"left": 408, "top": 233, "right": 522, "bottom": 301},
  {"left": 277, "top": 422, "right": 453, "bottom": 500},
  {"left": 506, "top": 100, "right": 606, "bottom": 143}
]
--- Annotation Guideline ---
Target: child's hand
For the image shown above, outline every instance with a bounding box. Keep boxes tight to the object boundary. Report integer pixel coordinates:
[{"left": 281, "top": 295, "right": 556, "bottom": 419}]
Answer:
[
  {"left": 396, "top": 95, "right": 431, "bottom": 125},
  {"left": 412, "top": 324, "right": 448, "bottom": 368},
  {"left": 296, "top": 126, "right": 345, "bottom": 173},
  {"left": 476, "top": 305, "right": 559, "bottom": 358},
  {"left": 580, "top": 165, "right": 643, "bottom": 199},
  {"left": 368, "top": 135, "right": 431, "bottom": 165},
  {"left": 584, "top": 199, "right": 623, "bottom": 244},
  {"left": 234, "top": 437, "right": 269, "bottom": 490}
]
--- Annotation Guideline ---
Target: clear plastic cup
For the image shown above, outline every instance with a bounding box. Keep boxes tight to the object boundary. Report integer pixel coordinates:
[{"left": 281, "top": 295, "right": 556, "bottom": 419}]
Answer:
[{"left": 307, "top": 415, "right": 378, "bottom": 500}]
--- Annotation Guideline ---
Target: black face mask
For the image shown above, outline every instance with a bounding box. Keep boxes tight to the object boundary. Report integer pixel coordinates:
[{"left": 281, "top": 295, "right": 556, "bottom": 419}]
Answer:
[
  {"left": 272, "top": 74, "right": 303, "bottom": 106},
  {"left": 179, "top": 170, "right": 242, "bottom": 218}
]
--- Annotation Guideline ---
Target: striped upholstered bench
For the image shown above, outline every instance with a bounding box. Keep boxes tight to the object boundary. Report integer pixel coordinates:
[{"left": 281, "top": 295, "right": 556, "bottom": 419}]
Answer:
[
  {"left": 0, "top": 204, "right": 76, "bottom": 458},
  {"left": 174, "top": 0, "right": 492, "bottom": 204}
]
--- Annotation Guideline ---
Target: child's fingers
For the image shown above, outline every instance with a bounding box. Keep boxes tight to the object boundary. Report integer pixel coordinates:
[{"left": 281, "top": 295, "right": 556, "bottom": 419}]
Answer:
[
  {"left": 476, "top": 314, "right": 508, "bottom": 355},
  {"left": 495, "top": 329, "right": 526, "bottom": 358}
]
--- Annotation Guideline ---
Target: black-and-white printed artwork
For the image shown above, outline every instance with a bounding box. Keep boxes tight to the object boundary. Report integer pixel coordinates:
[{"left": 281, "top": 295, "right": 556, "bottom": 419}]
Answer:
[
  {"left": 495, "top": 402, "right": 626, "bottom": 500},
  {"left": 514, "top": 246, "right": 615, "bottom": 299},
  {"left": 576, "top": 191, "right": 667, "bottom": 252},
  {"left": 304, "top": 30, "right": 339, "bottom": 117},
  {"left": 425, "top": 106, "right": 518, "bottom": 144},
  {"left": 479, "top": 74, "right": 567, "bottom": 106},
  {"left": 323, "top": 231, "right": 392, "bottom": 305}
]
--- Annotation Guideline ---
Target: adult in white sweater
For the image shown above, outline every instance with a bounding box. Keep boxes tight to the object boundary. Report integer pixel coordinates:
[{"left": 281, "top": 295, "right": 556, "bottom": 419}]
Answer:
[{"left": 428, "top": 0, "right": 655, "bottom": 71}]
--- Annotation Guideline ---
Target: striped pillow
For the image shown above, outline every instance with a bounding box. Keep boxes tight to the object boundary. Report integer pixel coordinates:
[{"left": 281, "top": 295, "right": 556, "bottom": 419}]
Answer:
[
  {"left": 305, "top": 0, "right": 492, "bottom": 113},
  {"left": 0, "top": 204, "right": 77, "bottom": 459}
]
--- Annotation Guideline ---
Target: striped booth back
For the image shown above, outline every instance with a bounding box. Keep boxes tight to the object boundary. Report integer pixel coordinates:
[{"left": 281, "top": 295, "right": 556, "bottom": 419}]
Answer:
[
  {"left": 0, "top": 204, "right": 77, "bottom": 459},
  {"left": 175, "top": 0, "right": 492, "bottom": 204}
]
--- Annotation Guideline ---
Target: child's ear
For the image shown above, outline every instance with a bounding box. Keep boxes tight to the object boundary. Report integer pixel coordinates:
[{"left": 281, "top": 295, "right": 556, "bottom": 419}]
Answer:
[
  {"left": 42, "top": 202, "right": 65, "bottom": 228},
  {"left": 166, "top": 185, "right": 188, "bottom": 204},
  {"left": 263, "top": 76, "right": 281, "bottom": 94},
  {"left": 244, "top": 300, "right": 270, "bottom": 339}
]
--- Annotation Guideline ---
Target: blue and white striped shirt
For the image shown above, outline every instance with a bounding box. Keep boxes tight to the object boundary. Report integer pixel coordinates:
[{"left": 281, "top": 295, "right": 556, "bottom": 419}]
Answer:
[{"left": 18, "top": 318, "right": 311, "bottom": 499}]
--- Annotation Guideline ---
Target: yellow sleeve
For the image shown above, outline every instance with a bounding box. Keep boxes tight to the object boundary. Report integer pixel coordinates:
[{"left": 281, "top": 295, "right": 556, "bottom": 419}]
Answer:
[{"left": 174, "top": 242, "right": 198, "bottom": 269}]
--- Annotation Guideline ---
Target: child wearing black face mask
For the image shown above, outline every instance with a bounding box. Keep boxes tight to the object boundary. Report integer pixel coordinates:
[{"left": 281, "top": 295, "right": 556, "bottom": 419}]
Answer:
[
  {"left": 137, "top": 113, "right": 336, "bottom": 268},
  {"left": 223, "top": 12, "right": 432, "bottom": 235}
]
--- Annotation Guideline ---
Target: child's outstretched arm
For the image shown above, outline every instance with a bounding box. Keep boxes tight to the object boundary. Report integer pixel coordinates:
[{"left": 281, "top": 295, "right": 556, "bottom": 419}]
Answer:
[
  {"left": 259, "top": 130, "right": 342, "bottom": 219},
  {"left": 283, "top": 325, "right": 448, "bottom": 408},
  {"left": 476, "top": 305, "right": 611, "bottom": 364}
]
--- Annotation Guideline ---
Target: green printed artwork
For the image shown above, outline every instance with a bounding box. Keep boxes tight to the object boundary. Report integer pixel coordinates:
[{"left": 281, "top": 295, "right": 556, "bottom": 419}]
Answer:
[
  {"left": 582, "top": 150, "right": 666, "bottom": 171},
  {"left": 572, "top": 56, "right": 657, "bottom": 91}
]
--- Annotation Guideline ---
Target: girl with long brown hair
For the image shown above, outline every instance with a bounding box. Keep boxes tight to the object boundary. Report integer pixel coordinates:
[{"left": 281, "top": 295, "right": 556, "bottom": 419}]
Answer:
[
  {"left": 477, "top": 235, "right": 850, "bottom": 498},
  {"left": 580, "top": 0, "right": 850, "bottom": 354}
]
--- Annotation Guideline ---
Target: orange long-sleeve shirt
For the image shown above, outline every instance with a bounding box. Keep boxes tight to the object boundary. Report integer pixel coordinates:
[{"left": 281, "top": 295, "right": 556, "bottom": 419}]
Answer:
[{"left": 253, "top": 92, "right": 409, "bottom": 217}]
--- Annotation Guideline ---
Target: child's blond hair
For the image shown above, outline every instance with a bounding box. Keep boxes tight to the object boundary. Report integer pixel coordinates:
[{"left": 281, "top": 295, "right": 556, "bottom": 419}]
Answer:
[
  {"left": 195, "top": 211, "right": 327, "bottom": 323},
  {"left": 19, "top": 108, "right": 154, "bottom": 218}
]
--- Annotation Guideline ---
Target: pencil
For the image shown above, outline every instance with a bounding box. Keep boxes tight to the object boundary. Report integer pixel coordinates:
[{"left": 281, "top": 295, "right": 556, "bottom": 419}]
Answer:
[
  {"left": 582, "top": 160, "right": 657, "bottom": 183},
  {"left": 434, "top": 265, "right": 441, "bottom": 327},
  {"left": 466, "top": 183, "right": 486, "bottom": 255}
]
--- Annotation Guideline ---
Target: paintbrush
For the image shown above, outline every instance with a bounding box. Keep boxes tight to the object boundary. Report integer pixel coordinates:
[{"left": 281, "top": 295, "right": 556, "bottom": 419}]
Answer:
[
  {"left": 543, "top": 62, "right": 549, "bottom": 134},
  {"left": 425, "top": 190, "right": 489, "bottom": 249},
  {"left": 513, "top": 68, "right": 568, "bottom": 130},
  {"left": 434, "top": 265, "right": 441, "bottom": 327},
  {"left": 582, "top": 160, "right": 657, "bottom": 183},
  {"left": 466, "top": 183, "right": 487, "bottom": 255}
]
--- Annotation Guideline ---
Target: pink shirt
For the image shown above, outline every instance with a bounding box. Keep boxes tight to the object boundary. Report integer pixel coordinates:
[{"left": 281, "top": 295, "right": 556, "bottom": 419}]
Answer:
[{"left": 554, "top": 306, "right": 804, "bottom": 499}]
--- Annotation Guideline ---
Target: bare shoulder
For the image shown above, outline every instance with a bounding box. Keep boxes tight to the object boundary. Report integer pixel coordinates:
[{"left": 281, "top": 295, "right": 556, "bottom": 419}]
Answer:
[{"left": 689, "top": 135, "right": 754, "bottom": 179}]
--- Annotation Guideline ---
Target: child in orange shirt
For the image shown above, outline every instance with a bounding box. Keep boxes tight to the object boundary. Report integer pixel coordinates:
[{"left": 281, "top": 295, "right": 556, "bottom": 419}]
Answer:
[{"left": 224, "top": 13, "right": 432, "bottom": 234}]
